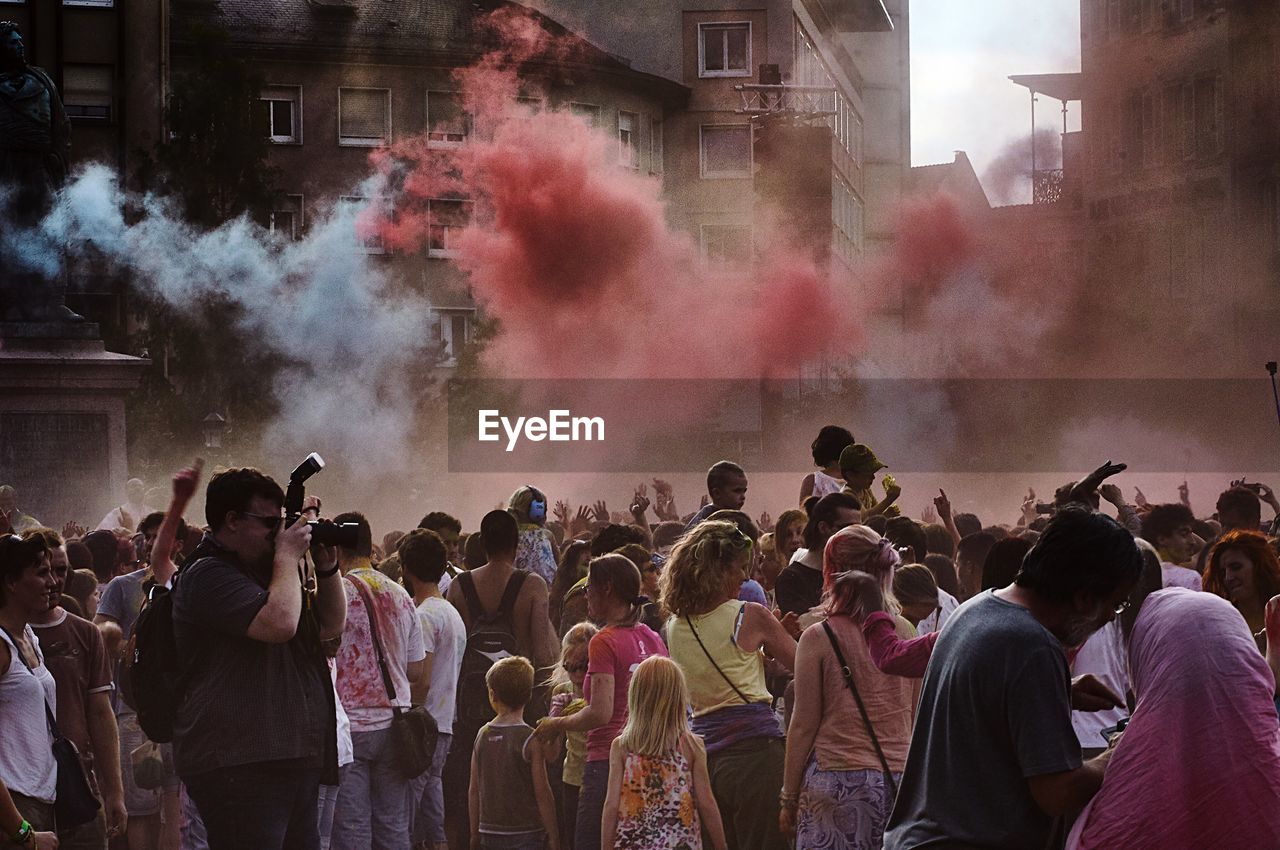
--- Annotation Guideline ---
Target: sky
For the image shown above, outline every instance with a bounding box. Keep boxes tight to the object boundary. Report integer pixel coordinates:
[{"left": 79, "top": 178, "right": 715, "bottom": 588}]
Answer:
[{"left": 909, "top": 0, "right": 1083, "bottom": 184}]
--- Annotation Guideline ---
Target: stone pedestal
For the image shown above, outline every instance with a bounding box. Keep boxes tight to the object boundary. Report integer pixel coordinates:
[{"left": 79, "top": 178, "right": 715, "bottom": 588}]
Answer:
[{"left": 0, "top": 323, "right": 149, "bottom": 529}]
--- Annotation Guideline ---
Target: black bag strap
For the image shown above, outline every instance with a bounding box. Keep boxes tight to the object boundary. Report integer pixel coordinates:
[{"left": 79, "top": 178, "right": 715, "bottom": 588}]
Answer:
[
  {"left": 347, "top": 574, "right": 399, "bottom": 711},
  {"left": 495, "top": 571, "right": 528, "bottom": 623},
  {"left": 685, "top": 608, "right": 751, "bottom": 705},
  {"left": 0, "top": 624, "right": 63, "bottom": 740},
  {"left": 822, "top": 621, "right": 898, "bottom": 797},
  {"left": 456, "top": 571, "right": 484, "bottom": 623}
]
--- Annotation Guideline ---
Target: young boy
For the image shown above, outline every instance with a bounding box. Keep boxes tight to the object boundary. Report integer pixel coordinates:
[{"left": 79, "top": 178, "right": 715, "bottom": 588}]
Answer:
[{"left": 469, "top": 656, "right": 559, "bottom": 850}]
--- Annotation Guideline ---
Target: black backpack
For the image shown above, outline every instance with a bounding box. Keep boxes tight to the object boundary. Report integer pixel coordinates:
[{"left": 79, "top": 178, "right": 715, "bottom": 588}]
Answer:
[
  {"left": 128, "top": 560, "right": 208, "bottom": 744},
  {"left": 454, "top": 570, "right": 527, "bottom": 730}
]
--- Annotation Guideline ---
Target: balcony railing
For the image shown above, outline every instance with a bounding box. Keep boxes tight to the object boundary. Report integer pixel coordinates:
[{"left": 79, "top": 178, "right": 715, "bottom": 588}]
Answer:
[
  {"left": 1033, "top": 168, "right": 1064, "bottom": 205},
  {"left": 736, "top": 84, "right": 837, "bottom": 120}
]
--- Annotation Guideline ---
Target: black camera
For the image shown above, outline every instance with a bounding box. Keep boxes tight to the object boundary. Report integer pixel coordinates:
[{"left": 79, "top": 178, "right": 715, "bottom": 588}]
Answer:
[{"left": 284, "top": 452, "right": 360, "bottom": 549}]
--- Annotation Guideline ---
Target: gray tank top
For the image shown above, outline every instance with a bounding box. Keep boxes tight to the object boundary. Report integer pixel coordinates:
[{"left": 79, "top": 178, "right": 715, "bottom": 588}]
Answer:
[{"left": 476, "top": 721, "right": 542, "bottom": 834}]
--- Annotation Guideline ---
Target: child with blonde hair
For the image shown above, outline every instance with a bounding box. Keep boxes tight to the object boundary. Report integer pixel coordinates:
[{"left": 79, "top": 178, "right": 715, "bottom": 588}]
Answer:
[
  {"left": 549, "top": 622, "right": 597, "bottom": 850},
  {"left": 469, "top": 656, "right": 560, "bottom": 850},
  {"left": 601, "top": 656, "right": 726, "bottom": 850}
]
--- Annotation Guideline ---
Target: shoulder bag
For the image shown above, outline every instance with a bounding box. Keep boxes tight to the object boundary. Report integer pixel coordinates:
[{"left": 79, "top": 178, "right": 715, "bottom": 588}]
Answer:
[
  {"left": 348, "top": 575, "right": 438, "bottom": 778},
  {"left": 821, "top": 620, "right": 899, "bottom": 798}
]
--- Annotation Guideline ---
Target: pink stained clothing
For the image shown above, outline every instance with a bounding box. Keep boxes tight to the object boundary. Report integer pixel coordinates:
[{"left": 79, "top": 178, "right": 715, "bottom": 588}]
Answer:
[
  {"left": 583, "top": 623, "right": 668, "bottom": 763},
  {"left": 861, "top": 612, "right": 938, "bottom": 678},
  {"left": 1067, "top": 588, "right": 1280, "bottom": 850},
  {"left": 335, "top": 568, "right": 426, "bottom": 733},
  {"left": 1160, "top": 561, "right": 1202, "bottom": 591}
]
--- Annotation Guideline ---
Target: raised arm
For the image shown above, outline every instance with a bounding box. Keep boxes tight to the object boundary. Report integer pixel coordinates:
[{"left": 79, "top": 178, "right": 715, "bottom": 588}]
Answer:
[
  {"left": 862, "top": 612, "right": 938, "bottom": 678},
  {"left": 150, "top": 459, "right": 202, "bottom": 587}
]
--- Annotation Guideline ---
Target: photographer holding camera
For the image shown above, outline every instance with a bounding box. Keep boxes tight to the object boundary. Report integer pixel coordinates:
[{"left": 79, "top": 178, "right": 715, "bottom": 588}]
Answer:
[{"left": 171, "top": 467, "right": 347, "bottom": 850}]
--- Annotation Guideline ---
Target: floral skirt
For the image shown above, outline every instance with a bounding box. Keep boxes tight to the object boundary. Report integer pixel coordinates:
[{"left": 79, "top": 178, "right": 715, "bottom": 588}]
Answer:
[{"left": 796, "top": 762, "right": 900, "bottom": 850}]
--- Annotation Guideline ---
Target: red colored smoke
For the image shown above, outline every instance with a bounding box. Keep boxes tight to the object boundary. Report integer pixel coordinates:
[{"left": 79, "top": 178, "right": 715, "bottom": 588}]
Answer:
[{"left": 365, "top": 7, "right": 857, "bottom": 380}]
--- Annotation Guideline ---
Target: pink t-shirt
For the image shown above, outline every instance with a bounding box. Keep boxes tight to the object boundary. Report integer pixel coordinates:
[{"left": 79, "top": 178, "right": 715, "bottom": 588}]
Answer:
[{"left": 584, "top": 623, "right": 667, "bottom": 762}]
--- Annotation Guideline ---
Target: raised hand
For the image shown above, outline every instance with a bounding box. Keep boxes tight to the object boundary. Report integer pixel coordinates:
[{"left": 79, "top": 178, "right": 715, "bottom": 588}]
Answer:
[
  {"left": 758, "top": 511, "right": 774, "bottom": 533},
  {"left": 591, "top": 500, "right": 609, "bottom": 524},
  {"left": 1260, "top": 483, "right": 1280, "bottom": 512},
  {"left": 921, "top": 503, "right": 937, "bottom": 524},
  {"left": 570, "top": 505, "right": 592, "bottom": 536},
  {"left": 553, "top": 499, "right": 570, "bottom": 527},
  {"left": 1133, "top": 487, "right": 1149, "bottom": 509},
  {"left": 62, "top": 520, "right": 87, "bottom": 540},
  {"left": 630, "top": 484, "right": 651, "bottom": 518},
  {"left": 933, "top": 489, "right": 953, "bottom": 520},
  {"left": 1178, "top": 480, "right": 1190, "bottom": 507},
  {"left": 1020, "top": 489, "right": 1037, "bottom": 524},
  {"left": 173, "top": 458, "right": 204, "bottom": 505},
  {"left": 1098, "top": 483, "right": 1124, "bottom": 507}
]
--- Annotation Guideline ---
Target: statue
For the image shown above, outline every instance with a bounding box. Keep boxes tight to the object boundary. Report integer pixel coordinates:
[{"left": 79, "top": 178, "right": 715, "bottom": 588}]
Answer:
[{"left": 0, "top": 21, "right": 83, "bottom": 323}]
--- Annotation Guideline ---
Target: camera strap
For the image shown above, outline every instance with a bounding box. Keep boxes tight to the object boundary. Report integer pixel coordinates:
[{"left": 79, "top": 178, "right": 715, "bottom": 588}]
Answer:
[{"left": 347, "top": 573, "right": 398, "bottom": 709}]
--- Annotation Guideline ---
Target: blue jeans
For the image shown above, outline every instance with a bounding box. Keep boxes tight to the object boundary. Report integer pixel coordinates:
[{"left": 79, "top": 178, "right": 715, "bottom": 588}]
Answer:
[
  {"left": 479, "top": 831, "right": 545, "bottom": 850},
  {"left": 573, "top": 761, "right": 609, "bottom": 850},
  {"left": 184, "top": 762, "right": 321, "bottom": 850},
  {"left": 410, "top": 732, "right": 451, "bottom": 846},
  {"left": 330, "top": 728, "right": 412, "bottom": 850},
  {"left": 316, "top": 764, "right": 350, "bottom": 850}
]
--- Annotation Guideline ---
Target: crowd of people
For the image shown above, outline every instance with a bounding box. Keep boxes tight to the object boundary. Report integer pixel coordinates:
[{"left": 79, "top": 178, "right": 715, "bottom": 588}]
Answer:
[{"left": 3, "top": 425, "right": 1280, "bottom": 850}]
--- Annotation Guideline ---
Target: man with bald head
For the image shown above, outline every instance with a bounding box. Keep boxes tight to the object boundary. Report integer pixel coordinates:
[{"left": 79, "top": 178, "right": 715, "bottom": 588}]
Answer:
[{"left": 96, "top": 478, "right": 154, "bottom": 532}]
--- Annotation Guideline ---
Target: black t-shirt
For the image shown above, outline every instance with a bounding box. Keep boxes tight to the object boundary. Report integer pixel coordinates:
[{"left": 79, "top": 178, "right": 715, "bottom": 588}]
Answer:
[
  {"left": 171, "top": 536, "right": 332, "bottom": 778},
  {"left": 884, "top": 592, "right": 1082, "bottom": 850},
  {"left": 774, "top": 561, "right": 823, "bottom": 615}
]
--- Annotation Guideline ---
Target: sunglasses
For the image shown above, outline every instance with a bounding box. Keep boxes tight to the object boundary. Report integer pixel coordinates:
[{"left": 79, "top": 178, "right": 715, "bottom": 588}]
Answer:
[{"left": 239, "top": 512, "right": 282, "bottom": 532}]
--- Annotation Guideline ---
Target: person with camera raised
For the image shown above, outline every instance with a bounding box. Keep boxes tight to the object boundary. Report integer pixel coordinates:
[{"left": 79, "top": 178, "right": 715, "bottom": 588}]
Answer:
[{"left": 171, "top": 468, "right": 347, "bottom": 850}]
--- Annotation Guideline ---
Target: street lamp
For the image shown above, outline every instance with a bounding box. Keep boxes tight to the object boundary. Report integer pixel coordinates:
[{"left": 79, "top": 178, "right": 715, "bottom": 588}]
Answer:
[{"left": 202, "top": 413, "right": 227, "bottom": 450}]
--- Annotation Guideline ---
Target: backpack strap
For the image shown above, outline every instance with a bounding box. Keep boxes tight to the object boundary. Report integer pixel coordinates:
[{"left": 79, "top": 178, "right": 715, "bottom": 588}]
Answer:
[
  {"left": 494, "top": 571, "right": 528, "bottom": 624},
  {"left": 456, "top": 571, "right": 485, "bottom": 624}
]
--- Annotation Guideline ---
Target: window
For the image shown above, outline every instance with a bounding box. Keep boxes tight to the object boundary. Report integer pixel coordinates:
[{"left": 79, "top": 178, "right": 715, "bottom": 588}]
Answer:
[
  {"left": 435, "top": 310, "right": 474, "bottom": 364},
  {"left": 258, "top": 86, "right": 301, "bottom": 144},
  {"left": 269, "top": 195, "right": 304, "bottom": 240},
  {"left": 699, "top": 22, "right": 751, "bottom": 77},
  {"left": 338, "top": 87, "right": 390, "bottom": 147},
  {"left": 700, "top": 125, "right": 752, "bottom": 179},
  {"left": 513, "top": 95, "right": 544, "bottom": 113},
  {"left": 618, "top": 112, "right": 639, "bottom": 169},
  {"left": 832, "top": 177, "right": 863, "bottom": 263},
  {"left": 338, "top": 196, "right": 384, "bottom": 254},
  {"left": 62, "top": 65, "right": 112, "bottom": 121},
  {"left": 427, "top": 199, "right": 472, "bottom": 259},
  {"left": 650, "top": 119, "right": 664, "bottom": 174},
  {"left": 569, "top": 102, "right": 600, "bottom": 126},
  {"left": 62, "top": 0, "right": 114, "bottom": 6},
  {"left": 700, "top": 224, "right": 752, "bottom": 269},
  {"left": 426, "top": 91, "right": 468, "bottom": 147},
  {"left": 794, "top": 25, "right": 862, "bottom": 163}
]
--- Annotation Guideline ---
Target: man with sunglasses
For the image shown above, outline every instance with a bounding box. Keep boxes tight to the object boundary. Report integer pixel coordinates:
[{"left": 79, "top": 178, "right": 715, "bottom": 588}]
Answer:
[{"left": 170, "top": 468, "right": 347, "bottom": 850}]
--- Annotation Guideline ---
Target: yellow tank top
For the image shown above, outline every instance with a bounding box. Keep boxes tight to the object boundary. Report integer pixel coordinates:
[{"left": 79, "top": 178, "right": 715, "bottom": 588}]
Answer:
[{"left": 666, "top": 600, "right": 772, "bottom": 716}]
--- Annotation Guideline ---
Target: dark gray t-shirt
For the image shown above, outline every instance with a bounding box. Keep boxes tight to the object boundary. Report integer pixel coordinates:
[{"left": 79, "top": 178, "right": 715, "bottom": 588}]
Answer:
[{"left": 884, "top": 591, "right": 1082, "bottom": 850}]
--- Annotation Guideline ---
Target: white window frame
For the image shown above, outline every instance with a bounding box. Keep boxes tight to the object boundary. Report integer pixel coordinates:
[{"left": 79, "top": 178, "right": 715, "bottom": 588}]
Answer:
[
  {"left": 650, "top": 118, "right": 664, "bottom": 174},
  {"left": 698, "top": 22, "right": 752, "bottom": 78},
  {"left": 337, "top": 87, "right": 391, "bottom": 147},
  {"left": 269, "top": 194, "right": 304, "bottom": 241},
  {"left": 338, "top": 195, "right": 385, "bottom": 254},
  {"left": 434, "top": 309, "right": 475, "bottom": 366},
  {"left": 426, "top": 198, "right": 473, "bottom": 260},
  {"left": 699, "top": 223, "right": 753, "bottom": 272},
  {"left": 699, "top": 124, "right": 753, "bottom": 179},
  {"left": 260, "top": 85, "right": 302, "bottom": 145},
  {"left": 426, "top": 90, "right": 468, "bottom": 149},
  {"left": 618, "top": 111, "right": 639, "bottom": 169}
]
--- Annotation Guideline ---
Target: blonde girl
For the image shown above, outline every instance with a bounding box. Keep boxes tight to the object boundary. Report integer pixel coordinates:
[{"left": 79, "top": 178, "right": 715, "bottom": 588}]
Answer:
[
  {"left": 549, "top": 622, "right": 598, "bottom": 850},
  {"left": 601, "top": 657, "right": 726, "bottom": 850}
]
